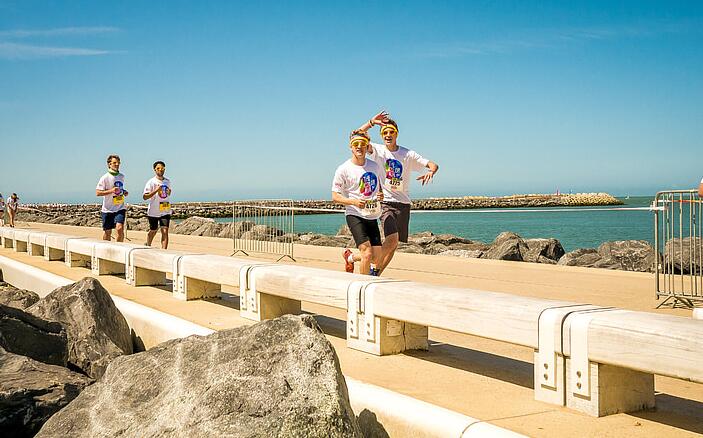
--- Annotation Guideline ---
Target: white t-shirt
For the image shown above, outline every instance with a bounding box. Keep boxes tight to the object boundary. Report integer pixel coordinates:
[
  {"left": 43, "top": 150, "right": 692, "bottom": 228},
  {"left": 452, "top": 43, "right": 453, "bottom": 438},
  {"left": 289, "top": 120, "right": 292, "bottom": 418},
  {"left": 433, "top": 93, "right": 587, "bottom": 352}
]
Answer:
[
  {"left": 143, "top": 176, "right": 172, "bottom": 217},
  {"left": 331, "top": 159, "right": 383, "bottom": 219},
  {"left": 369, "top": 143, "right": 429, "bottom": 204},
  {"left": 96, "top": 172, "right": 126, "bottom": 213},
  {"left": 0, "top": 197, "right": 4, "bottom": 211}
]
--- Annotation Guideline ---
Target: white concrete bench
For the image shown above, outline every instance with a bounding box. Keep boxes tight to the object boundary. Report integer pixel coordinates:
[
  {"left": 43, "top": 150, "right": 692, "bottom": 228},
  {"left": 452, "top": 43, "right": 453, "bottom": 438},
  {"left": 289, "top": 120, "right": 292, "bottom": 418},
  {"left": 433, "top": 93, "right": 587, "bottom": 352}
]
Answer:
[
  {"left": 128, "top": 249, "right": 200, "bottom": 287},
  {"left": 11, "top": 229, "right": 31, "bottom": 252},
  {"left": 27, "top": 232, "right": 56, "bottom": 257},
  {"left": 173, "top": 254, "right": 251, "bottom": 301},
  {"left": 43, "top": 234, "right": 86, "bottom": 262},
  {"left": 65, "top": 238, "right": 105, "bottom": 268},
  {"left": 92, "top": 241, "right": 149, "bottom": 276},
  {"left": 1, "top": 227, "right": 15, "bottom": 248}
]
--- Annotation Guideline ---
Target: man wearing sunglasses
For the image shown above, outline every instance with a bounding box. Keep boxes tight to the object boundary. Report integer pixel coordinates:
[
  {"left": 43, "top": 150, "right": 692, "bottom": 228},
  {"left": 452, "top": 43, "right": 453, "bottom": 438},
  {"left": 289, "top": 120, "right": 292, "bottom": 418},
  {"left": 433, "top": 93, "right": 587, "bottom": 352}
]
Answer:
[
  {"left": 333, "top": 130, "right": 385, "bottom": 276},
  {"left": 343, "top": 111, "right": 439, "bottom": 275}
]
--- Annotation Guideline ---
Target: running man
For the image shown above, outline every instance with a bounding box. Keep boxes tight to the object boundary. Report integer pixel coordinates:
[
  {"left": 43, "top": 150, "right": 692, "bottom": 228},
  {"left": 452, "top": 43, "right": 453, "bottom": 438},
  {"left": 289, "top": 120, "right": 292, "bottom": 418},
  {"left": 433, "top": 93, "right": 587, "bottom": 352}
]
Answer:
[
  {"left": 7, "top": 193, "right": 18, "bottom": 228},
  {"left": 96, "top": 155, "right": 128, "bottom": 242},
  {"left": 143, "top": 161, "right": 172, "bottom": 249},
  {"left": 332, "top": 130, "right": 385, "bottom": 276},
  {"left": 343, "top": 111, "right": 439, "bottom": 274}
]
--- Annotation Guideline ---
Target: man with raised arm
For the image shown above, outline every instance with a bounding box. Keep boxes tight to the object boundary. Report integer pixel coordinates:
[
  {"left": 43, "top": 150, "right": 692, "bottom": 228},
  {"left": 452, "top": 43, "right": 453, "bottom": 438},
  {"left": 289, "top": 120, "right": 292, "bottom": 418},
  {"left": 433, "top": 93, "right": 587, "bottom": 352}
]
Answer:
[
  {"left": 332, "top": 130, "right": 385, "bottom": 276},
  {"left": 143, "top": 160, "right": 172, "bottom": 249},
  {"left": 342, "top": 111, "right": 439, "bottom": 275},
  {"left": 96, "top": 154, "right": 128, "bottom": 242}
]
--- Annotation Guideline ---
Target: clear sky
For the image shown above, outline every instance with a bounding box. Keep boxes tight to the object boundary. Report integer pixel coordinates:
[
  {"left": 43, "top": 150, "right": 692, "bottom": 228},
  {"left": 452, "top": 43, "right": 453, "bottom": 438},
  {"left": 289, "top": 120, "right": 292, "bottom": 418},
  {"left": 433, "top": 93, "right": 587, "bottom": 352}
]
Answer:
[{"left": 1, "top": 1, "right": 702, "bottom": 203}]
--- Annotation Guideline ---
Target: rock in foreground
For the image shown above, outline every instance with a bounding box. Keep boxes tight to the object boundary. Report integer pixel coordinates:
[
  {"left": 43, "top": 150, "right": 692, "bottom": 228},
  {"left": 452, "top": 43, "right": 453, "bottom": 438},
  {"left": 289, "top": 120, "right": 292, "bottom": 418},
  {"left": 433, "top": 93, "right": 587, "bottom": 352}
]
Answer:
[
  {"left": 29, "top": 278, "right": 133, "bottom": 379},
  {"left": 37, "top": 314, "right": 362, "bottom": 438},
  {"left": 0, "top": 304, "right": 68, "bottom": 367},
  {"left": 0, "top": 282, "right": 40, "bottom": 310},
  {"left": 0, "top": 347, "right": 92, "bottom": 438}
]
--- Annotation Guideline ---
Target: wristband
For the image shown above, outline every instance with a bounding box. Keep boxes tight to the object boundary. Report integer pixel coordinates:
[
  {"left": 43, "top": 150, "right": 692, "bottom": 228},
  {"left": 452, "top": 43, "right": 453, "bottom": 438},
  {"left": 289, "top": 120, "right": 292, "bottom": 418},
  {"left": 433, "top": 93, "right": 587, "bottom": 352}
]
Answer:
[{"left": 369, "top": 119, "right": 374, "bottom": 127}]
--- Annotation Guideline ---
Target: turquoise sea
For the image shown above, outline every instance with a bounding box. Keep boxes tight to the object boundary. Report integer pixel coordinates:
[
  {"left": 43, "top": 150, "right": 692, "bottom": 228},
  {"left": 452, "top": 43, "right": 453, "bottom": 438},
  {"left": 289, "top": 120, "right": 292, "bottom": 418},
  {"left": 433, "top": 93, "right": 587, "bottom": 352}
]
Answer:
[{"left": 215, "top": 197, "right": 655, "bottom": 252}]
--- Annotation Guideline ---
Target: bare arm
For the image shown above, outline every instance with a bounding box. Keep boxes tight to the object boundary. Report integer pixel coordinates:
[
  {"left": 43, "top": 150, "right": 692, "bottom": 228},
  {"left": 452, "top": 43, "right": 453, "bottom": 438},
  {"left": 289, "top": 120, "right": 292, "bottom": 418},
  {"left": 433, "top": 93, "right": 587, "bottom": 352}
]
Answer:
[
  {"left": 96, "top": 188, "right": 116, "bottom": 197},
  {"left": 416, "top": 161, "right": 439, "bottom": 186},
  {"left": 332, "top": 192, "right": 365, "bottom": 209},
  {"left": 143, "top": 187, "right": 160, "bottom": 201},
  {"left": 356, "top": 110, "right": 389, "bottom": 133}
]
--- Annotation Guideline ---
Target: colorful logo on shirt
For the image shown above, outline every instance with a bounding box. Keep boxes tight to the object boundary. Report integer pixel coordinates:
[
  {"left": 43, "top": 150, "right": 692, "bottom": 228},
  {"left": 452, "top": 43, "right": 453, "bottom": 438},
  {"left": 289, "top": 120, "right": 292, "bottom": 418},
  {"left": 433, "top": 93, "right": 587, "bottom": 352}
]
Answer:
[
  {"left": 159, "top": 184, "right": 168, "bottom": 199},
  {"left": 358, "top": 172, "right": 378, "bottom": 197},
  {"left": 385, "top": 159, "right": 403, "bottom": 180},
  {"left": 114, "top": 181, "right": 124, "bottom": 196}
]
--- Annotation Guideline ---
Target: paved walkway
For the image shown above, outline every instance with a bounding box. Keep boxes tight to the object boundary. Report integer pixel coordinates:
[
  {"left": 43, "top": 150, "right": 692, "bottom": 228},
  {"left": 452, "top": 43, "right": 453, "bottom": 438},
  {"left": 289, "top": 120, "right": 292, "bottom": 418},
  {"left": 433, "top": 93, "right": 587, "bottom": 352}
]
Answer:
[{"left": 4, "top": 221, "right": 702, "bottom": 437}]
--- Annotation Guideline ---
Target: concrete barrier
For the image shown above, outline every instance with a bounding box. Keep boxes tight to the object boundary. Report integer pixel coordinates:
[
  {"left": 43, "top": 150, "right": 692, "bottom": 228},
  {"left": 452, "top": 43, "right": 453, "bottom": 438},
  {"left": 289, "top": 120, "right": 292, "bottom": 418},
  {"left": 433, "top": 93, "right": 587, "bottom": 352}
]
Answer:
[
  {"left": 0, "top": 253, "right": 525, "bottom": 437},
  {"left": 11, "top": 229, "right": 30, "bottom": 253},
  {"left": 92, "top": 241, "right": 150, "bottom": 276}
]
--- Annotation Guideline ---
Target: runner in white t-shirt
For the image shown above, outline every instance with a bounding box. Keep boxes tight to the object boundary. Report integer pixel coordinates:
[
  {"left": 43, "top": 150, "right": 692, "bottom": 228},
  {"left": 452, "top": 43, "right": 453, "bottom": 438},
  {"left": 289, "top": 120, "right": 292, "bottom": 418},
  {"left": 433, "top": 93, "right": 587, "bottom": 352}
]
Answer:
[
  {"left": 143, "top": 160, "right": 172, "bottom": 249},
  {"left": 95, "top": 154, "right": 129, "bottom": 242},
  {"left": 0, "top": 193, "right": 5, "bottom": 226},
  {"left": 7, "top": 193, "right": 18, "bottom": 228},
  {"left": 342, "top": 111, "right": 439, "bottom": 274},
  {"left": 332, "top": 130, "right": 385, "bottom": 276}
]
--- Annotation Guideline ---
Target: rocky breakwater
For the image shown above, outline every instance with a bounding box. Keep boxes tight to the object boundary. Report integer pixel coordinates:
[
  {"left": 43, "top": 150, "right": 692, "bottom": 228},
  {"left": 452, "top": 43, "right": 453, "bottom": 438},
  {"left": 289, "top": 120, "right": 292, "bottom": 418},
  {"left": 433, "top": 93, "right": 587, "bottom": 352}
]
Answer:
[
  {"left": 0, "top": 278, "right": 133, "bottom": 436},
  {"left": 38, "top": 314, "right": 362, "bottom": 437}
]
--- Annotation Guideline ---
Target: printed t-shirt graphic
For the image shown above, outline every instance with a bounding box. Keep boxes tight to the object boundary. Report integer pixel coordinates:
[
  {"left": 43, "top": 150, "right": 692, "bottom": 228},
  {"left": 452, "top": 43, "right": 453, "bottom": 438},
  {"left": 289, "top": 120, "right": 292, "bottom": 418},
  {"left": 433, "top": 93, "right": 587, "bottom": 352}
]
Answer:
[
  {"left": 331, "top": 159, "right": 383, "bottom": 220},
  {"left": 96, "top": 172, "right": 126, "bottom": 213},
  {"left": 369, "top": 143, "right": 429, "bottom": 204},
  {"left": 144, "top": 177, "right": 172, "bottom": 217}
]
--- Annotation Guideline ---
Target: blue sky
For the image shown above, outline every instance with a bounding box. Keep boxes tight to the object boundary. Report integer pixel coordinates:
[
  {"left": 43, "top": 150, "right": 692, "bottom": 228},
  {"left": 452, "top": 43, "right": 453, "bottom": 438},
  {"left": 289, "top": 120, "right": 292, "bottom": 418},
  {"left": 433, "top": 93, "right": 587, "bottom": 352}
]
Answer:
[{"left": 1, "top": 1, "right": 702, "bottom": 203}]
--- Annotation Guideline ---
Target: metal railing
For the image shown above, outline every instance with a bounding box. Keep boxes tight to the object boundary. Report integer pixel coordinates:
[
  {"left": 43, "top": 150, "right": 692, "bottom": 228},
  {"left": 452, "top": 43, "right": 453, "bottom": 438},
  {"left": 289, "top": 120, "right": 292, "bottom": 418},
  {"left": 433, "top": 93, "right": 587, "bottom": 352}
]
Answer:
[
  {"left": 654, "top": 190, "right": 703, "bottom": 308},
  {"left": 231, "top": 200, "right": 295, "bottom": 262}
]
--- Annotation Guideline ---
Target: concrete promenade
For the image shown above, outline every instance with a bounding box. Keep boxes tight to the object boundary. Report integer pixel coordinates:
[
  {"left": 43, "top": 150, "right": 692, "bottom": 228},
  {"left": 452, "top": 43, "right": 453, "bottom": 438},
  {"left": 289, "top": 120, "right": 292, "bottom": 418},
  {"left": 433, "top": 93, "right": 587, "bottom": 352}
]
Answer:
[{"left": 3, "top": 221, "right": 702, "bottom": 437}]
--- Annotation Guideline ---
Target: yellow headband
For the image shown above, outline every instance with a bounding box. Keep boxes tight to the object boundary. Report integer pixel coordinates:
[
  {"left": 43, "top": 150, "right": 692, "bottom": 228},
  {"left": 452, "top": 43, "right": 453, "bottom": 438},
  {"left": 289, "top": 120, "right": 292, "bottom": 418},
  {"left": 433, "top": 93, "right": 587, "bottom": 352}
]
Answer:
[
  {"left": 380, "top": 125, "right": 398, "bottom": 135},
  {"left": 350, "top": 136, "right": 369, "bottom": 145}
]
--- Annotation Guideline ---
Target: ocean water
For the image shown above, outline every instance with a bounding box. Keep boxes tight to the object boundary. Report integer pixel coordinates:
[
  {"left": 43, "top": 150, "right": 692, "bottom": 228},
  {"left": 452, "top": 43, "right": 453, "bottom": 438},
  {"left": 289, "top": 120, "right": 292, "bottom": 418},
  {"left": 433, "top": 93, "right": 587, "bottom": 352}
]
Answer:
[{"left": 212, "top": 197, "right": 656, "bottom": 252}]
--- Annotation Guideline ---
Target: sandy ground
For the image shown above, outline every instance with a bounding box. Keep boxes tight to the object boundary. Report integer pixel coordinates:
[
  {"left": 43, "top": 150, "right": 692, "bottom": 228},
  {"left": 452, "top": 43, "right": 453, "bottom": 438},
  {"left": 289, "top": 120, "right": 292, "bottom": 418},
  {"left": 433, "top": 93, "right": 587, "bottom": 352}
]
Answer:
[{"left": 3, "top": 221, "right": 702, "bottom": 437}]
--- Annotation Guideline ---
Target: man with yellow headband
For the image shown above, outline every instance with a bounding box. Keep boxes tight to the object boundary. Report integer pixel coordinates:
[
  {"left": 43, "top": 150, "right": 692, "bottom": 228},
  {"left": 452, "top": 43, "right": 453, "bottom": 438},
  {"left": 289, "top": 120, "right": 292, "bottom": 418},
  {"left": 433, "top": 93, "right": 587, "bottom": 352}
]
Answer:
[
  {"left": 342, "top": 111, "right": 439, "bottom": 275},
  {"left": 332, "top": 130, "right": 385, "bottom": 276}
]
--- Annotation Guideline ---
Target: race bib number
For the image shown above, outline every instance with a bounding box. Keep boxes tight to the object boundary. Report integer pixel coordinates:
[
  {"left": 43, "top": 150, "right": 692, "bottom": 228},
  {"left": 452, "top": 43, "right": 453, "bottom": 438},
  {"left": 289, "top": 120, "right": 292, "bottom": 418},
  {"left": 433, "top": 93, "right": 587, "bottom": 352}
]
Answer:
[
  {"left": 113, "top": 195, "right": 124, "bottom": 205},
  {"left": 385, "top": 177, "right": 405, "bottom": 192},
  {"left": 362, "top": 199, "right": 380, "bottom": 217},
  {"left": 159, "top": 202, "right": 170, "bottom": 212}
]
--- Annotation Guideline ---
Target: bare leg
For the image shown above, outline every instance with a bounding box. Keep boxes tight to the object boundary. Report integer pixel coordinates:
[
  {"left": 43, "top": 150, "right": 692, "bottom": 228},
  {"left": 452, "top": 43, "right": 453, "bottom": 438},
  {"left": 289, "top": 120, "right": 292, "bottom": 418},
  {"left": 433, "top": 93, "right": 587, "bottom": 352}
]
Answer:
[
  {"left": 160, "top": 227, "right": 169, "bottom": 249},
  {"left": 115, "top": 223, "right": 125, "bottom": 242},
  {"left": 146, "top": 230, "right": 157, "bottom": 246},
  {"left": 357, "top": 242, "right": 373, "bottom": 275},
  {"left": 378, "top": 232, "right": 399, "bottom": 274},
  {"left": 371, "top": 245, "right": 383, "bottom": 275}
]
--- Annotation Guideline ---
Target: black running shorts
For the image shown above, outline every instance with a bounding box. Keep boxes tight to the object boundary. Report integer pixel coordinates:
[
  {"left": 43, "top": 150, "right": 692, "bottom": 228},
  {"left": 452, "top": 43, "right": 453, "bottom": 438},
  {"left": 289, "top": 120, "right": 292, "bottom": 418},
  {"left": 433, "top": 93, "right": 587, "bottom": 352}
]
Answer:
[
  {"left": 346, "top": 215, "right": 382, "bottom": 247},
  {"left": 380, "top": 201, "right": 411, "bottom": 243},
  {"left": 148, "top": 215, "right": 171, "bottom": 230}
]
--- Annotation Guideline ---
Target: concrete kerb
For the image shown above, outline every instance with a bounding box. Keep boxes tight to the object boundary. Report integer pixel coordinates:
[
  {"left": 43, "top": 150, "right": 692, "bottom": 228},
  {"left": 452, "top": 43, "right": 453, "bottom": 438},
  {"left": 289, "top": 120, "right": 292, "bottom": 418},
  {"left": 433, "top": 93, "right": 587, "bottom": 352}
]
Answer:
[
  {"left": 0, "top": 256, "right": 522, "bottom": 437},
  {"left": 172, "top": 254, "right": 223, "bottom": 301},
  {"left": 238, "top": 263, "right": 301, "bottom": 321}
]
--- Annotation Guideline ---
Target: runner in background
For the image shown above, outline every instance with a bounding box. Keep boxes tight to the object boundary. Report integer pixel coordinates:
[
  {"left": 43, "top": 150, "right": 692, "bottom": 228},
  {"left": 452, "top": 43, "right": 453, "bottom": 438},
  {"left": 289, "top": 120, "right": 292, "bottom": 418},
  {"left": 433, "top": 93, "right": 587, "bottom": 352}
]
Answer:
[
  {"left": 0, "top": 193, "right": 5, "bottom": 226},
  {"left": 143, "top": 161, "right": 172, "bottom": 249},
  {"left": 698, "top": 177, "right": 703, "bottom": 197},
  {"left": 95, "top": 155, "right": 128, "bottom": 242},
  {"left": 7, "top": 193, "right": 18, "bottom": 228},
  {"left": 343, "top": 111, "right": 439, "bottom": 274},
  {"left": 332, "top": 130, "right": 385, "bottom": 276}
]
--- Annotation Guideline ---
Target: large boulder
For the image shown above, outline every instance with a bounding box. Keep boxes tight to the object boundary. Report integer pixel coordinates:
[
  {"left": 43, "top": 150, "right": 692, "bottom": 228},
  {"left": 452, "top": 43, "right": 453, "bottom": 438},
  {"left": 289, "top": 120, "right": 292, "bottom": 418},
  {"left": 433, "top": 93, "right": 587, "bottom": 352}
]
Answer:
[
  {"left": 0, "top": 347, "right": 92, "bottom": 438},
  {"left": 557, "top": 248, "right": 602, "bottom": 267},
  {"left": 523, "top": 238, "right": 565, "bottom": 263},
  {"left": 307, "top": 236, "right": 349, "bottom": 248},
  {"left": 438, "top": 249, "right": 483, "bottom": 258},
  {"left": 37, "top": 315, "right": 362, "bottom": 437},
  {"left": 172, "top": 216, "right": 214, "bottom": 235},
  {"left": 663, "top": 237, "right": 703, "bottom": 274},
  {"left": 597, "top": 240, "right": 656, "bottom": 272},
  {"left": 395, "top": 242, "right": 425, "bottom": 254},
  {"left": 0, "top": 304, "right": 68, "bottom": 367},
  {"left": 0, "top": 282, "right": 40, "bottom": 310},
  {"left": 482, "top": 232, "right": 528, "bottom": 261},
  {"left": 28, "top": 278, "right": 133, "bottom": 379}
]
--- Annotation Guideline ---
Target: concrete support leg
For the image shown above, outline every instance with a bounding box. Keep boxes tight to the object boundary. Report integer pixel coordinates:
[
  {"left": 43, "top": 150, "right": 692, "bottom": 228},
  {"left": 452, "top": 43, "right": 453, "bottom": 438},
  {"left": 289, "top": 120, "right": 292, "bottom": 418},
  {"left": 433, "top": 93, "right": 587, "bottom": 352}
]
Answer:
[
  {"left": 534, "top": 351, "right": 567, "bottom": 406},
  {"left": 14, "top": 240, "right": 27, "bottom": 252},
  {"left": 128, "top": 266, "right": 167, "bottom": 286},
  {"left": 92, "top": 258, "right": 125, "bottom": 276},
  {"left": 174, "top": 276, "right": 221, "bottom": 301},
  {"left": 346, "top": 281, "right": 429, "bottom": 356},
  {"left": 45, "top": 247, "right": 64, "bottom": 261},
  {"left": 65, "top": 251, "right": 90, "bottom": 268},
  {"left": 565, "top": 359, "right": 655, "bottom": 417},
  {"left": 2, "top": 238, "right": 12, "bottom": 248},
  {"left": 29, "top": 243, "right": 44, "bottom": 257},
  {"left": 240, "top": 290, "right": 301, "bottom": 321}
]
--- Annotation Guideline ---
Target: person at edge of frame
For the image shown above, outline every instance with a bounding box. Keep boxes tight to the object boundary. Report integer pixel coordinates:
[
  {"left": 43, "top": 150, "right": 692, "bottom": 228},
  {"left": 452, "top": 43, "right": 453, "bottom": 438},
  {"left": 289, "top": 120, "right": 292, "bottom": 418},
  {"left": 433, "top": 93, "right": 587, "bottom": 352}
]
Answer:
[
  {"left": 698, "top": 176, "right": 703, "bottom": 198},
  {"left": 0, "top": 193, "right": 5, "bottom": 226},
  {"left": 96, "top": 154, "right": 128, "bottom": 242},
  {"left": 7, "top": 193, "right": 19, "bottom": 228},
  {"left": 342, "top": 110, "right": 439, "bottom": 275},
  {"left": 332, "top": 130, "right": 385, "bottom": 276},
  {"left": 143, "top": 160, "right": 172, "bottom": 249}
]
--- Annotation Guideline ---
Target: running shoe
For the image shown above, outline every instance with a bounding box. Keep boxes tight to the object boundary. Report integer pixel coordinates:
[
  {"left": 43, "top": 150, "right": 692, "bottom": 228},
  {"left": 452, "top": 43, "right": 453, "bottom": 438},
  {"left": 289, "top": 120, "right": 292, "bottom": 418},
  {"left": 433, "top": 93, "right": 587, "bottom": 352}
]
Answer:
[{"left": 343, "top": 249, "right": 354, "bottom": 273}]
